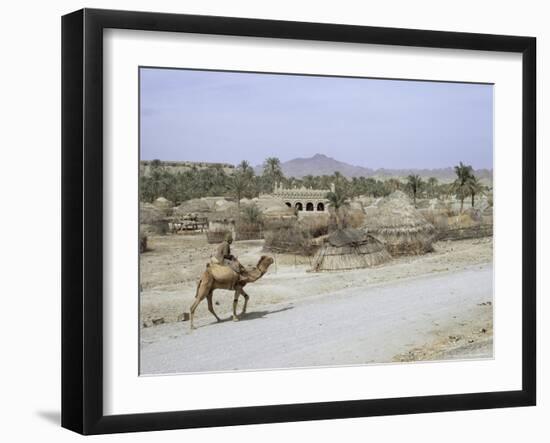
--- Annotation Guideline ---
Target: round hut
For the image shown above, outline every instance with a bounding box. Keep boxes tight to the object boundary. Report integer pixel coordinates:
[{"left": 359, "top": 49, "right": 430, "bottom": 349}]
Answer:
[
  {"left": 140, "top": 202, "right": 169, "bottom": 235},
  {"left": 253, "top": 196, "right": 296, "bottom": 219},
  {"left": 311, "top": 228, "right": 391, "bottom": 272},
  {"left": 152, "top": 196, "right": 173, "bottom": 210},
  {"left": 363, "top": 190, "right": 436, "bottom": 256},
  {"left": 173, "top": 198, "right": 211, "bottom": 218}
]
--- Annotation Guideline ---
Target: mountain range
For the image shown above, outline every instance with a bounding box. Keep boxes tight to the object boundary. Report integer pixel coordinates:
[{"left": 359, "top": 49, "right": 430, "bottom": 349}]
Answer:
[{"left": 254, "top": 154, "right": 492, "bottom": 183}]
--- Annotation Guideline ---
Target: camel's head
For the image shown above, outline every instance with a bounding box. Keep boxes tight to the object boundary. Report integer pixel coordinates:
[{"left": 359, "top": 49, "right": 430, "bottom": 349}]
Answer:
[{"left": 257, "top": 255, "right": 274, "bottom": 271}]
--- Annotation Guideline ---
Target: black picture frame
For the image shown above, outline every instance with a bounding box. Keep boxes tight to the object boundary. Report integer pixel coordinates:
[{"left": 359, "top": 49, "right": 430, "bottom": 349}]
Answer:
[{"left": 62, "top": 8, "right": 536, "bottom": 435}]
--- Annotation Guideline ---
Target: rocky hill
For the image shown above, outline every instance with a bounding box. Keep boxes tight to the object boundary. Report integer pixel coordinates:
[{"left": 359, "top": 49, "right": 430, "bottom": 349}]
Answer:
[{"left": 255, "top": 154, "right": 492, "bottom": 183}]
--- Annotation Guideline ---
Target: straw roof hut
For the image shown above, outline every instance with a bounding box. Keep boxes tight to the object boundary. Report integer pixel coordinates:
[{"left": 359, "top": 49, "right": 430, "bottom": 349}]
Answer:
[
  {"left": 140, "top": 202, "right": 169, "bottom": 235},
  {"left": 152, "top": 196, "right": 173, "bottom": 210},
  {"left": 173, "top": 198, "right": 211, "bottom": 217},
  {"left": 140, "top": 202, "right": 164, "bottom": 225},
  {"left": 311, "top": 228, "right": 391, "bottom": 272},
  {"left": 363, "top": 190, "right": 436, "bottom": 256},
  {"left": 253, "top": 196, "right": 295, "bottom": 218}
]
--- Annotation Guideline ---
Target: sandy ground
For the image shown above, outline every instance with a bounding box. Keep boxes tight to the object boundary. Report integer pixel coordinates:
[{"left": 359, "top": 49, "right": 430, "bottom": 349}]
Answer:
[
  {"left": 140, "top": 264, "right": 493, "bottom": 374},
  {"left": 140, "top": 234, "right": 492, "bottom": 325},
  {"left": 139, "top": 234, "right": 493, "bottom": 372}
]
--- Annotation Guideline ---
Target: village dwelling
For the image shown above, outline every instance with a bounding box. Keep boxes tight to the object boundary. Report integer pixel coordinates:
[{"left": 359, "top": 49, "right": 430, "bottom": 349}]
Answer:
[
  {"left": 363, "top": 190, "right": 436, "bottom": 256},
  {"left": 311, "top": 228, "right": 391, "bottom": 272},
  {"left": 268, "top": 183, "right": 333, "bottom": 216}
]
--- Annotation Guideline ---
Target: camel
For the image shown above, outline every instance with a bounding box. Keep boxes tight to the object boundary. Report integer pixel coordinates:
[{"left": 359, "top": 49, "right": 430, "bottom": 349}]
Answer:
[{"left": 189, "top": 255, "right": 274, "bottom": 330}]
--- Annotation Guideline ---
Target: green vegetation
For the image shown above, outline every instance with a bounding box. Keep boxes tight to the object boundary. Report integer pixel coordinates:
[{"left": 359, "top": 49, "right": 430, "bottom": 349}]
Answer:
[
  {"left": 406, "top": 174, "right": 423, "bottom": 207},
  {"left": 451, "top": 161, "right": 487, "bottom": 211},
  {"left": 139, "top": 158, "right": 490, "bottom": 208},
  {"left": 325, "top": 187, "right": 350, "bottom": 229},
  {"left": 240, "top": 204, "right": 263, "bottom": 225}
]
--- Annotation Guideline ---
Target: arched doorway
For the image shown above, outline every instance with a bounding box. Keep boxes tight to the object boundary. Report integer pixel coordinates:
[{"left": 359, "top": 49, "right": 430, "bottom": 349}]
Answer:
[
  {"left": 295, "top": 202, "right": 303, "bottom": 211},
  {"left": 285, "top": 202, "right": 291, "bottom": 208},
  {"left": 317, "top": 202, "right": 325, "bottom": 211},
  {"left": 306, "top": 202, "right": 314, "bottom": 211}
]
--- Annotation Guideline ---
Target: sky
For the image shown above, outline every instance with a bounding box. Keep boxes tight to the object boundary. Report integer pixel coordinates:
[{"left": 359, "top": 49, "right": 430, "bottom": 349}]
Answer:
[{"left": 140, "top": 68, "right": 493, "bottom": 170}]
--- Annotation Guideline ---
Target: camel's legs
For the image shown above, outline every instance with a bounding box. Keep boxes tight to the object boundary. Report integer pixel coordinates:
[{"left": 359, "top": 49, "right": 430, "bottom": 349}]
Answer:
[
  {"left": 232, "top": 289, "right": 240, "bottom": 321},
  {"left": 240, "top": 288, "right": 250, "bottom": 315},
  {"left": 189, "top": 274, "right": 211, "bottom": 330},
  {"left": 189, "top": 294, "right": 204, "bottom": 330},
  {"left": 206, "top": 291, "right": 221, "bottom": 323}
]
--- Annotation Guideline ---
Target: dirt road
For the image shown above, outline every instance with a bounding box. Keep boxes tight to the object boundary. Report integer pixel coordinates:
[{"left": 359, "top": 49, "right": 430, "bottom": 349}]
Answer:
[
  {"left": 140, "top": 236, "right": 493, "bottom": 326},
  {"left": 140, "top": 263, "right": 493, "bottom": 375}
]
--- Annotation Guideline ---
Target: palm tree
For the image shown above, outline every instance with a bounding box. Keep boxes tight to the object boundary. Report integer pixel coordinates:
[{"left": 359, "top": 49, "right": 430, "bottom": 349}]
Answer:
[
  {"left": 241, "top": 204, "right": 263, "bottom": 225},
  {"left": 262, "top": 157, "right": 284, "bottom": 191},
  {"left": 364, "top": 177, "right": 378, "bottom": 197},
  {"left": 148, "top": 159, "right": 165, "bottom": 200},
  {"left": 233, "top": 160, "right": 257, "bottom": 205},
  {"left": 237, "top": 160, "right": 254, "bottom": 178},
  {"left": 231, "top": 174, "right": 248, "bottom": 209},
  {"left": 466, "top": 175, "right": 484, "bottom": 208},
  {"left": 325, "top": 187, "right": 349, "bottom": 230},
  {"left": 427, "top": 177, "right": 439, "bottom": 198},
  {"left": 452, "top": 162, "right": 474, "bottom": 211},
  {"left": 406, "top": 174, "right": 423, "bottom": 207},
  {"left": 303, "top": 174, "right": 316, "bottom": 189}
]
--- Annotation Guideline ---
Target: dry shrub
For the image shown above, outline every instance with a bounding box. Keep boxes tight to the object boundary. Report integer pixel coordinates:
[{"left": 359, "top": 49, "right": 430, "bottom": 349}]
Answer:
[
  {"left": 300, "top": 216, "right": 330, "bottom": 238},
  {"left": 235, "top": 221, "right": 263, "bottom": 240},
  {"left": 234, "top": 204, "right": 264, "bottom": 240},
  {"left": 263, "top": 220, "right": 315, "bottom": 256},
  {"left": 140, "top": 233, "right": 148, "bottom": 253},
  {"left": 345, "top": 209, "right": 365, "bottom": 229},
  {"left": 448, "top": 213, "right": 479, "bottom": 229},
  {"left": 263, "top": 217, "right": 296, "bottom": 231}
]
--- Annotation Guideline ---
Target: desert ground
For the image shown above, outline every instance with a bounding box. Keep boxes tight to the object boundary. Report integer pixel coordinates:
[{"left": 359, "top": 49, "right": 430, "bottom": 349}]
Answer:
[{"left": 140, "top": 233, "right": 493, "bottom": 374}]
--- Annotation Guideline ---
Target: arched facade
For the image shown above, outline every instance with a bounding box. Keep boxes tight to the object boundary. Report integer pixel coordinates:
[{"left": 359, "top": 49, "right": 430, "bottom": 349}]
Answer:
[{"left": 269, "top": 183, "right": 332, "bottom": 215}]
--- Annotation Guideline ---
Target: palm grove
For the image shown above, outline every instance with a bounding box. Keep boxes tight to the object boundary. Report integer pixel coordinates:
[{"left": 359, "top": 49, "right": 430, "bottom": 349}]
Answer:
[{"left": 140, "top": 158, "right": 488, "bottom": 210}]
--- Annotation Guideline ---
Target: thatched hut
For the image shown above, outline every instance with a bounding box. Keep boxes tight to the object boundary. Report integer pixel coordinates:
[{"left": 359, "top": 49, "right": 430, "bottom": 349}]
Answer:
[
  {"left": 140, "top": 202, "right": 169, "bottom": 235},
  {"left": 363, "top": 190, "right": 436, "bottom": 256},
  {"left": 152, "top": 196, "right": 173, "bottom": 210},
  {"left": 311, "top": 228, "right": 391, "bottom": 272},
  {"left": 253, "top": 196, "right": 296, "bottom": 219},
  {"left": 173, "top": 198, "right": 212, "bottom": 217}
]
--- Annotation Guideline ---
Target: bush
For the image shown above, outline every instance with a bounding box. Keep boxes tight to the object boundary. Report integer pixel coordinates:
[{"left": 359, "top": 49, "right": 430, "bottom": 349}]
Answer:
[
  {"left": 300, "top": 216, "right": 330, "bottom": 238},
  {"left": 263, "top": 220, "right": 315, "bottom": 255},
  {"left": 235, "top": 221, "right": 263, "bottom": 240},
  {"left": 241, "top": 204, "right": 263, "bottom": 225},
  {"left": 140, "top": 233, "right": 148, "bottom": 253},
  {"left": 344, "top": 209, "right": 365, "bottom": 229},
  {"left": 234, "top": 204, "right": 264, "bottom": 240}
]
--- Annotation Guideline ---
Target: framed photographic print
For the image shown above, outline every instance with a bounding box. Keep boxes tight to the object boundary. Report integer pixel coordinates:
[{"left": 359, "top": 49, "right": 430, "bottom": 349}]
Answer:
[{"left": 61, "top": 8, "right": 536, "bottom": 435}]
